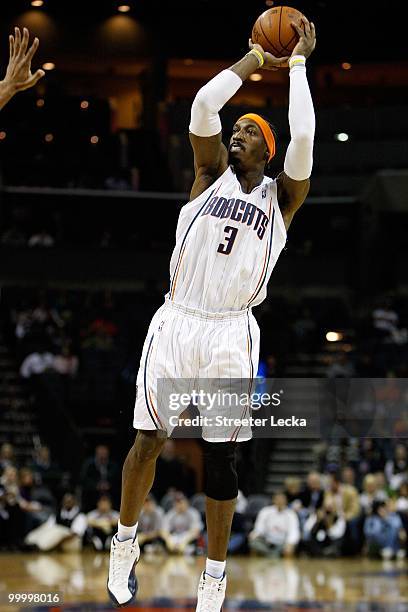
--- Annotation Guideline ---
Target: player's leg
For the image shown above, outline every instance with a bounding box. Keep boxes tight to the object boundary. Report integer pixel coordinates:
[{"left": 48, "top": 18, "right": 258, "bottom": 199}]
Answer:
[
  {"left": 206, "top": 497, "right": 236, "bottom": 561},
  {"left": 196, "top": 313, "right": 259, "bottom": 612},
  {"left": 204, "top": 441, "right": 238, "bottom": 563},
  {"left": 119, "top": 429, "right": 166, "bottom": 528},
  {"left": 108, "top": 430, "right": 166, "bottom": 608},
  {"left": 196, "top": 442, "right": 238, "bottom": 612},
  {"left": 108, "top": 304, "right": 171, "bottom": 608}
]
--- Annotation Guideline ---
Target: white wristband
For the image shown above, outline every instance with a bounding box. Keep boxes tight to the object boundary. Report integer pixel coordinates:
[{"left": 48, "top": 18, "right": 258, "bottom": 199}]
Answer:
[{"left": 289, "top": 55, "right": 306, "bottom": 72}]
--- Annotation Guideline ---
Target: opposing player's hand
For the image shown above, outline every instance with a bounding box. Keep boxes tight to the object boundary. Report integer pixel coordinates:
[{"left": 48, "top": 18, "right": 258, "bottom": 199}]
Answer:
[
  {"left": 290, "top": 17, "right": 316, "bottom": 58},
  {"left": 2, "top": 27, "right": 45, "bottom": 94},
  {"left": 248, "top": 39, "right": 289, "bottom": 70}
]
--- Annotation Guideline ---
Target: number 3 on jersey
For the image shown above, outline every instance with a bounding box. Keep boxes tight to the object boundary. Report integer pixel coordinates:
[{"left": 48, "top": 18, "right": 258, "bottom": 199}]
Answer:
[{"left": 217, "top": 226, "right": 238, "bottom": 255}]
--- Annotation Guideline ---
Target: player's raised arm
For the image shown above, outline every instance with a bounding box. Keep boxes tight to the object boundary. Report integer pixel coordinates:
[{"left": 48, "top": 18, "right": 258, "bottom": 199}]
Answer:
[
  {"left": 276, "top": 17, "right": 316, "bottom": 229},
  {"left": 0, "top": 28, "right": 45, "bottom": 111},
  {"left": 189, "top": 50, "right": 288, "bottom": 201}
]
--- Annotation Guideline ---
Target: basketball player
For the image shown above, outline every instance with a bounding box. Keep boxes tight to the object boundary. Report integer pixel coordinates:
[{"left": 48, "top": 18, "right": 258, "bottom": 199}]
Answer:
[
  {"left": 108, "top": 17, "right": 316, "bottom": 611},
  {"left": 0, "top": 28, "right": 44, "bottom": 111}
]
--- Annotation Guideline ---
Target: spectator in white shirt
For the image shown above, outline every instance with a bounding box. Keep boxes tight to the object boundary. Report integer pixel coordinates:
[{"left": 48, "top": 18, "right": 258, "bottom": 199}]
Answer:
[
  {"left": 28, "top": 229, "right": 55, "bottom": 248},
  {"left": 20, "top": 350, "right": 54, "bottom": 379},
  {"left": 249, "top": 492, "right": 300, "bottom": 558},
  {"left": 396, "top": 482, "right": 408, "bottom": 513},
  {"left": 160, "top": 492, "right": 203, "bottom": 554}
]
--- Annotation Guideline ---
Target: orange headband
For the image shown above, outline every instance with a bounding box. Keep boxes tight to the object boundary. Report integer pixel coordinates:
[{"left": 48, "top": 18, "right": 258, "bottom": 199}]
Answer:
[{"left": 237, "top": 113, "right": 276, "bottom": 162}]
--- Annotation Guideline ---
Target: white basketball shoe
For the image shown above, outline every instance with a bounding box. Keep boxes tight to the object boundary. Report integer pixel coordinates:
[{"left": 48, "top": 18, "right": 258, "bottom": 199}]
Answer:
[
  {"left": 107, "top": 534, "right": 140, "bottom": 607},
  {"left": 196, "top": 570, "right": 227, "bottom": 612}
]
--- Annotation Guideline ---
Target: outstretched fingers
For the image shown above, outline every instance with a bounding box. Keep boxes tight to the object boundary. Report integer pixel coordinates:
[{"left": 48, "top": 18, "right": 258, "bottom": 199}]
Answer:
[
  {"left": 14, "top": 27, "right": 21, "bottom": 54},
  {"left": 24, "top": 37, "right": 40, "bottom": 66},
  {"left": 9, "top": 34, "right": 14, "bottom": 60},
  {"left": 16, "top": 27, "right": 30, "bottom": 62}
]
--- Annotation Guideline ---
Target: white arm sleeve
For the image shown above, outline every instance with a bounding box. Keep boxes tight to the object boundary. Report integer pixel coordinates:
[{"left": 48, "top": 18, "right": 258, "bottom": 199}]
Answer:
[
  {"left": 284, "top": 61, "right": 315, "bottom": 181},
  {"left": 189, "top": 69, "right": 243, "bottom": 137}
]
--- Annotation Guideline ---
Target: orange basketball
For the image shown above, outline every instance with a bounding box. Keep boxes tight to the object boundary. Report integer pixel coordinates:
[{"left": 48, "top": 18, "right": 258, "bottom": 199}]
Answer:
[{"left": 251, "top": 5, "right": 306, "bottom": 58}]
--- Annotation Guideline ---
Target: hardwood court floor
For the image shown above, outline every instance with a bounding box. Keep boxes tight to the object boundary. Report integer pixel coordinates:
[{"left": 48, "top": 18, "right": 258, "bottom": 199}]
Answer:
[{"left": 0, "top": 551, "right": 407, "bottom": 611}]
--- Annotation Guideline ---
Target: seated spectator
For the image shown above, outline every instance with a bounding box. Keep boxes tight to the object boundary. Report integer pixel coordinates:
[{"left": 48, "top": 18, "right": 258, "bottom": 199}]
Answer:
[
  {"left": 385, "top": 444, "right": 408, "bottom": 492},
  {"left": 248, "top": 492, "right": 300, "bottom": 558},
  {"left": 374, "top": 471, "right": 391, "bottom": 498},
  {"left": 324, "top": 472, "right": 360, "bottom": 522},
  {"left": 87, "top": 495, "right": 119, "bottom": 550},
  {"left": 396, "top": 482, "right": 408, "bottom": 535},
  {"left": 0, "top": 465, "right": 25, "bottom": 549},
  {"left": 396, "top": 482, "right": 408, "bottom": 513},
  {"left": 80, "top": 445, "right": 119, "bottom": 512},
  {"left": 19, "top": 467, "right": 53, "bottom": 530},
  {"left": 284, "top": 477, "right": 302, "bottom": 510},
  {"left": 29, "top": 446, "right": 62, "bottom": 494},
  {"left": 364, "top": 500, "right": 406, "bottom": 560},
  {"left": 324, "top": 471, "right": 361, "bottom": 554},
  {"left": 52, "top": 344, "right": 79, "bottom": 377},
  {"left": 300, "top": 471, "right": 324, "bottom": 515},
  {"left": 160, "top": 492, "right": 203, "bottom": 554},
  {"left": 28, "top": 228, "right": 55, "bottom": 248},
  {"left": 360, "top": 474, "right": 388, "bottom": 515},
  {"left": 160, "top": 488, "right": 178, "bottom": 513},
  {"left": 20, "top": 349, "right": 55, "bottom": 379},
  {"left": 138, "top": 494, "right": 165, "bottom": 551},
  {"left": 0, "top": 465, "right": 49, "bottom": 548},
  {"left": 0, "top": 442, "right": 16, "bottom": 473},
  {"left": 25, "top": 492, "right": 87, "bottom": 552},
  {"left": 357, "top": 438, "right": 385, "bottom": 481},
  {"left": 341, "top": 466, "right": 357, "bottom": 488},
  {"left": 303, "top": 498, "right": 346, "bottom": 557}
]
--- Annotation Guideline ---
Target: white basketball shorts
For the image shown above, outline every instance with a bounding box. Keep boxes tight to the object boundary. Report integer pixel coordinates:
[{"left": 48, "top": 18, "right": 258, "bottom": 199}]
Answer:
[{"left": 133, "top": 299, "right": 260, "bottom": 442}]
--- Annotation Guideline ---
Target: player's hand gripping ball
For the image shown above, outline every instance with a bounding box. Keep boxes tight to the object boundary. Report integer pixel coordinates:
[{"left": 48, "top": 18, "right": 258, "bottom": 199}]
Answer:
[{"left": 251, "top": 5, "right": 316, "bottom": 65}]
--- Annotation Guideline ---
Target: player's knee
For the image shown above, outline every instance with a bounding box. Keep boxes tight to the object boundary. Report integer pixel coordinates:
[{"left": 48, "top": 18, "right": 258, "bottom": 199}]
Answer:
[
  {"left": 203, "top": 441, "right": 238, "bottom": 500},
  {"left": 131, "top": 430, "right": 167, "bottom": 463}
]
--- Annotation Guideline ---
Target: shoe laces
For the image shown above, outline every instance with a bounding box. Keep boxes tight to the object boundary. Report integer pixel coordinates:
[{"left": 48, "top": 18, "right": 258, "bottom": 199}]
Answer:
[
  {"left": 111, "top": 540, "right": 136, "bottom": 583},
  {"left": 199, "top": 576, "right": 224, "bottom": 612}
]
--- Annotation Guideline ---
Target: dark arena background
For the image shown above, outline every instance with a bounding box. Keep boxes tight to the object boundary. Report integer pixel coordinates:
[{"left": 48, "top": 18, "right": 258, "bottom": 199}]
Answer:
[{"left": 0, "top": 1, "right": 407, "bottom": 610}]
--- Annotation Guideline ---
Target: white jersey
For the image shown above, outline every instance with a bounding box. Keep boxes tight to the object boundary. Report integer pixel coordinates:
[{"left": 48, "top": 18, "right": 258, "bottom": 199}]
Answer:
[{"left": 168, "top": 166, "right": 287, "bottom": 312}]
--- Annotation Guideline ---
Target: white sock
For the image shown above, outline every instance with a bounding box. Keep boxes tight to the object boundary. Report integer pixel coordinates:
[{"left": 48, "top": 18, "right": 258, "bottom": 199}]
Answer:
[
  {"left": 205, "top": 558, "right": 226, "bottom": 579},
  {"left": 117, "top": 520, "right": 138, "bottom": 542}
]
